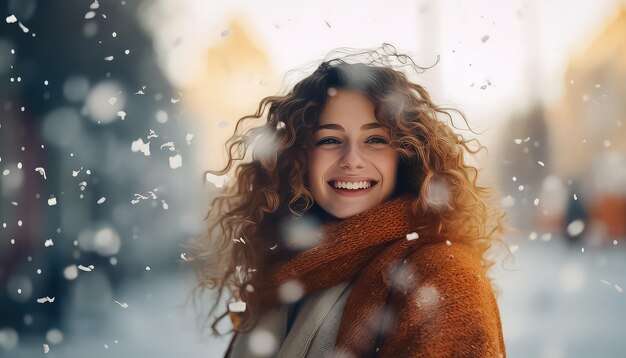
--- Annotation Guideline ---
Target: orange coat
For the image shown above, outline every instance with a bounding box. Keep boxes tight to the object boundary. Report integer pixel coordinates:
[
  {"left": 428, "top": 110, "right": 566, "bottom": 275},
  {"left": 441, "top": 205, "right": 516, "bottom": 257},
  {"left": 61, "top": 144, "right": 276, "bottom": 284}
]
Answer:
[{"left": 228, "top": 194, "right": 506, "bottom": 357}]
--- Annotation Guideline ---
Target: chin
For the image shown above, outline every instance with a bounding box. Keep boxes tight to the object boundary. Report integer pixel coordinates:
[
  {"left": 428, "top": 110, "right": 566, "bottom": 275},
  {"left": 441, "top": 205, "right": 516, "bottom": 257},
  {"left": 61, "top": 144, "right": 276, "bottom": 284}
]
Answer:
[
  {"left": 330, "top": 211, "right": 352, "bottom": 219},
  {"left": 328, "top": 205, "right": 371, "bottom": 219}
]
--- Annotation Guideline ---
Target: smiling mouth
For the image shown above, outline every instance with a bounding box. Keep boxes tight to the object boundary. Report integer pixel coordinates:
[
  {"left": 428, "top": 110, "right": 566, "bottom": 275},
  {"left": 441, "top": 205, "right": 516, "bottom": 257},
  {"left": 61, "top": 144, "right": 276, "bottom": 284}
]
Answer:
[{"left": 326, "top": 180, "right": 379, "bottom": 195}]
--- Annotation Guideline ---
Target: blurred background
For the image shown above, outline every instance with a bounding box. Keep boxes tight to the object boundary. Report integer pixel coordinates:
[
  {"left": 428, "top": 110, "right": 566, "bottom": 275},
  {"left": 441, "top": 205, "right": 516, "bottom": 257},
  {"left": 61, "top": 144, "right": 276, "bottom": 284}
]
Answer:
[{"left": 1, "top": 0, "right": 625, "bottom": 357}]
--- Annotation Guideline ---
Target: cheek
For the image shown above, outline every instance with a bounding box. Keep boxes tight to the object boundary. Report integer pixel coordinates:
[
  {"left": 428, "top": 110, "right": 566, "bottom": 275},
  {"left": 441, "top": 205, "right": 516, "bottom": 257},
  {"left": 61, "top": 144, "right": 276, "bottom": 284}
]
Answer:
[
  {"left": 307, "top": 151, "right": 327, "bottom": 184},
  {"left": 380, "top": 152, "right": 399, "bottom": 180},
  {"left": 309, "top": 151, "right": 333, "bottom": 171}
]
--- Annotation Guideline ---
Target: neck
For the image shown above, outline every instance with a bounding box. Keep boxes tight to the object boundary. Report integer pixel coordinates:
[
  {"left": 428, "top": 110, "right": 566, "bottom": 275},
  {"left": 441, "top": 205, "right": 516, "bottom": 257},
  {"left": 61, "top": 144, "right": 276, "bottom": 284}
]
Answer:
[{"left": 305, "top": 202, "right": 342, "bottom": 225}]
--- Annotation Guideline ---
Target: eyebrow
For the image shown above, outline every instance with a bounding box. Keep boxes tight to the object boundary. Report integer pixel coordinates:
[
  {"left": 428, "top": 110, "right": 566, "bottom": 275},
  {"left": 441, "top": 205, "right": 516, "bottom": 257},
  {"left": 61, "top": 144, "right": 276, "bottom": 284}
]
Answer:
[{"left": 313, "top": 122, "right": 384, "bottom": 132}]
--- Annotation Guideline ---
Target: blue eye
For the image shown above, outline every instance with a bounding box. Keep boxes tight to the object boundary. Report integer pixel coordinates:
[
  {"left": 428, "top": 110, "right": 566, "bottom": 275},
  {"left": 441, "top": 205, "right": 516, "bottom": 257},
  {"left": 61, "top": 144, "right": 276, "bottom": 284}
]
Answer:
[
  {"left": 316, "top": 138, "right": 340, "bottom": 145},
  {"left": 367, "top": 137, "right": 388, "bottom": 144},
  {"left": 315, "top": 137, "right": 389, "bottom": 146}
]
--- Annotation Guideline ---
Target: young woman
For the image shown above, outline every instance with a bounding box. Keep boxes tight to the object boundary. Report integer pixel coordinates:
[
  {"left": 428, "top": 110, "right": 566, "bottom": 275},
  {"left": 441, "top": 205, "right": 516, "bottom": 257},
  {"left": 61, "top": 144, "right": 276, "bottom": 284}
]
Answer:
[{"left": 186, "top": 44, "right": 507, "bottom": 357}]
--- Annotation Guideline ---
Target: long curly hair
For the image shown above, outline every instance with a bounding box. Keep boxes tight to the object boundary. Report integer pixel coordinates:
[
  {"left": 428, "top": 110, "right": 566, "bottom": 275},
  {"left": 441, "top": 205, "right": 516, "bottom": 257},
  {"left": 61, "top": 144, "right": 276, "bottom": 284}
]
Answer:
[{"left": 184, "top": 44, "right": 507, "bottom": 336}]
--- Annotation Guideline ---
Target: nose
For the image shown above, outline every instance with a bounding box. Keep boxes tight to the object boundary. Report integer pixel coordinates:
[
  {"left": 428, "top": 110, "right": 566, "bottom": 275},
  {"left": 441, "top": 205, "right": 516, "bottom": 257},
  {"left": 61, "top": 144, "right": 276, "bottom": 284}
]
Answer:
[{"left": 339, "top": 142, "right": 365, "bottom": 169}]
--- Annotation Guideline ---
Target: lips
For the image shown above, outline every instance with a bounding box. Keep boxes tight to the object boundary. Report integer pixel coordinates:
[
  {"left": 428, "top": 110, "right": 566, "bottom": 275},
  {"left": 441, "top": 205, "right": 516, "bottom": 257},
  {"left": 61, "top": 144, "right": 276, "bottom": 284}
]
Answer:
[
  {"left": 327, "top": 180, "right": 378, "bottom": 189},
  {"left": 327, "top": 177, "right": 378, "bottom": 187},
  {"left": 328, "top": 176, "right": 378, "bottom": 183},
  {"left": 327, "top": 180, "right": 378, "bottom": 196}
]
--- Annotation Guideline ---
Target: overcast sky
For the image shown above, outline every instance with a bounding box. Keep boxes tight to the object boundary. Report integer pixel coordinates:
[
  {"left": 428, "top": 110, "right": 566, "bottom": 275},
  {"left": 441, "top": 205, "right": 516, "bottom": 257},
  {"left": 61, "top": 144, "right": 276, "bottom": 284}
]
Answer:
[{"left": 142, "top": 0, "right": 624, "bottom": 153}]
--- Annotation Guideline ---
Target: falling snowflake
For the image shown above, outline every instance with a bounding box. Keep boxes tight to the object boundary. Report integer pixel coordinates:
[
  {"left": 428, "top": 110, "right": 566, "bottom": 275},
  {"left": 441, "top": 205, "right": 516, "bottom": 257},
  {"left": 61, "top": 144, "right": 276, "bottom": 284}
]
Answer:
[
  {"left": 249, "top": 329, "right": 277, "bottom": 356},
  {"left": 278, "top": 280, "right": 304, "bottom": 303},
  {"left": 228, "top": 301, "right": 247, "bottom": 313},
  {"left": 415, "top": 285, "right": 440, "bottom": 308},
  {"left": 406, "top": 232, "right": 419, "bottom": 241},
  {"left": 18, "top": 22, "right": 30, "bottom": 33},
  {"left": 35, "top": 167, "right": 47, "bottom": 179},
  {"left": 567, "top": 220, "right": 585, "bottom": 236},
  {"left": 501, "top": 195, "right": 515, "bottom": 208},
  {"left": 169, "top": 154, "right": 182, "bottom": 169},
  {"left": 130, "top": 189, "right": 158, "bottom": 205},
  {"left": 155, "top": 110, "right": 168, "bottom": 123},
  {"left": 78, "top": 264, "right": 95, "bottom": 272},
  {"left": 160, "top": 142, "right": 175, "bottom": 151},
  {"left": 36, "top": 296, "right": 55, "bottom": 303},
  {"left": 131, "top": 138, "right": 151, "bottom": 156},
  {"left": 135, "top": 85, "right": 146, "bottom": 95},
  {"left": 114, "top": 300, "right": 129, "bottom": 308}
]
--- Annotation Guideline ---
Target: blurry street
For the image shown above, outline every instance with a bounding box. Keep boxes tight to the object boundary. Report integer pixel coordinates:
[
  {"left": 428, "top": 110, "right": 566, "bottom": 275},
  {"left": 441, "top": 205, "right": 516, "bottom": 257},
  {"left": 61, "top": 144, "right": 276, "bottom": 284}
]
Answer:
[
  {"left": 2, "top": 235, "right": 625, "bottom": 358},
  {"left": 2, "top": 267, "right": 232, "bottom": 358},
  {"left": 495, "top": 237, "right": 626, "bottom": 358}
]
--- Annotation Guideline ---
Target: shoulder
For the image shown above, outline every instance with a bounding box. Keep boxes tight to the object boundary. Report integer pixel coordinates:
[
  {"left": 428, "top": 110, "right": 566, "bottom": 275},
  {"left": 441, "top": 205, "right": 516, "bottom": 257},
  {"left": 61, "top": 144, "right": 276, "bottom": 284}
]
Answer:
[
  {"left": 407, "top": 241, "right": 494, "bottom": 300},
  {"left": 410, "top": 242, "right": 503, "bottom": 346},
  {"left": 381, "top": 241, "right": 506, "bottom": 357},
  {"left": 412, "top": 241, "right": 484, "bottom": 274}
]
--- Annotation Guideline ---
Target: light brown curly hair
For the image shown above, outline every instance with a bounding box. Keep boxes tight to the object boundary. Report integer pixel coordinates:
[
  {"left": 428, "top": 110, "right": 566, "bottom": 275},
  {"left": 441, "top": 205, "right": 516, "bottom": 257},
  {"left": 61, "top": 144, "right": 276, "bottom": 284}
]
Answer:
[{"left": 184, "top": 44, "right": 507, "bottom": 336}]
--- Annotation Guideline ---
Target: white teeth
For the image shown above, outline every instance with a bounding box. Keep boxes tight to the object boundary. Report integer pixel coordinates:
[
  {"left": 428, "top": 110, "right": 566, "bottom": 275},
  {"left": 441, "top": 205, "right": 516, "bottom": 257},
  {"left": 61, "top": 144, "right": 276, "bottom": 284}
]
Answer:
[{"left": 332, "top": 180, "right": 372, "bottom": 190}]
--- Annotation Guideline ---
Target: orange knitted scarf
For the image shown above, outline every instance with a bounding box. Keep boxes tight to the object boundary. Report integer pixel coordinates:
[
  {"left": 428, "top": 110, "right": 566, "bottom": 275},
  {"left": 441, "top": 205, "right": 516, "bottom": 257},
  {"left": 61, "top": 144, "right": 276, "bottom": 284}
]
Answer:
[{"left": 258, "top": 194, "right": 506, "bottom": 357}]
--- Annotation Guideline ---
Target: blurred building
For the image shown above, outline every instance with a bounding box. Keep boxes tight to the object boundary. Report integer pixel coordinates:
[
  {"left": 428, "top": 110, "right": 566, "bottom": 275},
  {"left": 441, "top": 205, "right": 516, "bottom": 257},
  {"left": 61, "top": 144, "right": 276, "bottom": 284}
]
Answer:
[
  {"left": 181, "top": 16, "right": 280, "bottom": 172},
  {"left": 545, "top": 5, "right": 626, "bottom": 243},
  {"left": 498, "top": 105, "right": 552, "bottom": 233},
  {"left": 498, "top": 5, "right": 626, "bottom": 244}
]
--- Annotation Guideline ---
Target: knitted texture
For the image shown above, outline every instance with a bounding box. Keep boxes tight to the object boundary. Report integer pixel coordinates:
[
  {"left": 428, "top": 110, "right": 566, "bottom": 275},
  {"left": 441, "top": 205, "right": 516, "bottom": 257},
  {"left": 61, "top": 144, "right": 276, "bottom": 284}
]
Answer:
[{"left": 259, "top": 194, "right": 506, "bottom": 357}]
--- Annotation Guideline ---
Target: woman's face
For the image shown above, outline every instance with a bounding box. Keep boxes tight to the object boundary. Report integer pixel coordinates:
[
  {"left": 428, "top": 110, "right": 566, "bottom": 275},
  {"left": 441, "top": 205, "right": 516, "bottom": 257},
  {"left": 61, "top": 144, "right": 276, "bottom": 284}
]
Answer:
[{"left": 307, "top": 90, "right": 399, "bottom": 219}]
